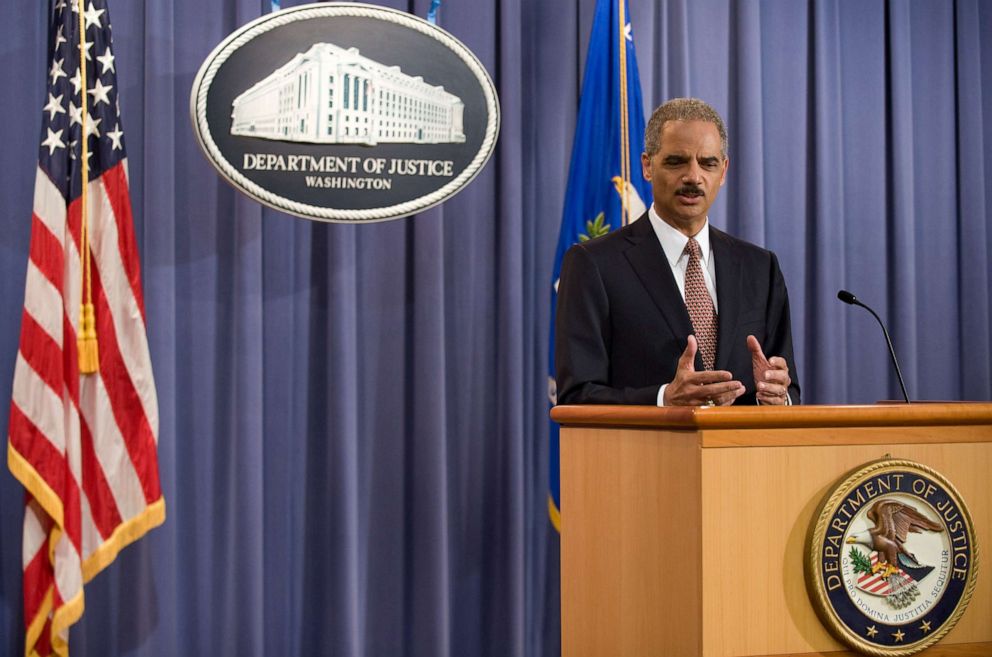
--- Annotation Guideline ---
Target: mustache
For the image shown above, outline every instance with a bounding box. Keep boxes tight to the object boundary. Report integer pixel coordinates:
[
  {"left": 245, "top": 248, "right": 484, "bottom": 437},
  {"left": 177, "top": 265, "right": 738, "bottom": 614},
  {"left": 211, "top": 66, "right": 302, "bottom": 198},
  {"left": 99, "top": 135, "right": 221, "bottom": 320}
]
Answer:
[{"left": 675, "top": 184, "right": 704, "bottom": 197}]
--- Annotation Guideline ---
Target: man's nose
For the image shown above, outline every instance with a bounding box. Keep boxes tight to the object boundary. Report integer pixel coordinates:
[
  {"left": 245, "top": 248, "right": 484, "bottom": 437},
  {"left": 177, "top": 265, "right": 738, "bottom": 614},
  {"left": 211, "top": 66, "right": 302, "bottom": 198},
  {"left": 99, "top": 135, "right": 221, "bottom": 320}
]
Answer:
[{"left": 682, "top": 161, "right": 703, "bottom": 184}]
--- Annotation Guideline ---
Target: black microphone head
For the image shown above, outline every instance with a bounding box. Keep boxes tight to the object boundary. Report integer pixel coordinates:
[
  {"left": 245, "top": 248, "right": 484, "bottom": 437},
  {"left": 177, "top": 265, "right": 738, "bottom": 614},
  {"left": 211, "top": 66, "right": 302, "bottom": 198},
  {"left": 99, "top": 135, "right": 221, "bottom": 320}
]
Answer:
[{"left": 837, "top": 290, "right": 857, "bottom": 305}]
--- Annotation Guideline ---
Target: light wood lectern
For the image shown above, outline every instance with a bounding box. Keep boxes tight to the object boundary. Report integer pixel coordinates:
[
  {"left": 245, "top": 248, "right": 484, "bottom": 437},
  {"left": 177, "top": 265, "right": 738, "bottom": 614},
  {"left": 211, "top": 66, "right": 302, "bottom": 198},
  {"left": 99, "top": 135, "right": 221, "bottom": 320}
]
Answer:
[{"left": 551, "top": 403, "right": 992, "bottom": 657}]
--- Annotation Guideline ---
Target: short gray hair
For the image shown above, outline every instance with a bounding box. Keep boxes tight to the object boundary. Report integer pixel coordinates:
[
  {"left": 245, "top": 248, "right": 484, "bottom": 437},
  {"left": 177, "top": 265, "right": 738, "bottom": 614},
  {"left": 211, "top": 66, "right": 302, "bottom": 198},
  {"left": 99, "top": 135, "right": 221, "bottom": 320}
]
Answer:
[{"left": 644, "top": 98, "right": 728, "bottom": 159}]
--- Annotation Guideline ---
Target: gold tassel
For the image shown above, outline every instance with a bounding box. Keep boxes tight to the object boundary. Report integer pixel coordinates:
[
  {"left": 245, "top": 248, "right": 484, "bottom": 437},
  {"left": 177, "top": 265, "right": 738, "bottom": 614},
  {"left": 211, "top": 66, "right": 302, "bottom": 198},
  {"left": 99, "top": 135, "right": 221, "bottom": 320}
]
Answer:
[{"left": 77, "top": 302, "right": 99, "bottom": 374}]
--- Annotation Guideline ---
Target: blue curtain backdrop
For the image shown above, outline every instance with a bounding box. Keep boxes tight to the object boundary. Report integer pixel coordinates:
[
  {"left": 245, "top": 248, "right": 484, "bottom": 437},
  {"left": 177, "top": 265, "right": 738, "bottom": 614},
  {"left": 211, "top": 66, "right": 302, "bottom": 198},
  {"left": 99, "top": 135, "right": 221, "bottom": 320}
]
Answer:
[{"left": 1, "top": 1, "right": 990, "bottom": 656}]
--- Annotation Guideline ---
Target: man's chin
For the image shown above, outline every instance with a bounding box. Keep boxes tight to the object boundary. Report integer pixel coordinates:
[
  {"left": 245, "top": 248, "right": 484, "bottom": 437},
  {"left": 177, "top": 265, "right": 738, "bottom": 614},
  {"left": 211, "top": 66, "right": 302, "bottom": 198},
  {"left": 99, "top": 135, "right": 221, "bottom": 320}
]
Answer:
[{"left": 660, "top": 211, "right": 707, "bottom": 234}]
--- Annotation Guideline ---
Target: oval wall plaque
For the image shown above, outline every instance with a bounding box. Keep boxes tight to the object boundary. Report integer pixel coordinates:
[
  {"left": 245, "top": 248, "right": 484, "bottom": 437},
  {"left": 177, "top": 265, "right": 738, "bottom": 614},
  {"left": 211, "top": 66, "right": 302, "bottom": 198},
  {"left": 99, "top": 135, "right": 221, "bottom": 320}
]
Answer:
[{"left": 190, "top": 2, "right": 500, "bottom": 223}]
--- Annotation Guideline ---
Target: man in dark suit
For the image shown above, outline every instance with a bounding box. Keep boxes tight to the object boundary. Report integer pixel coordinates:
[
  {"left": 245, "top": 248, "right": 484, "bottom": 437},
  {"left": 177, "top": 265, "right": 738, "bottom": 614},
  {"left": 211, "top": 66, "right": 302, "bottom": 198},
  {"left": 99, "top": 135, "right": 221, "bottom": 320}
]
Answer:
[{"left": 555, "top": 98, "right": 799, "bottom": 406}]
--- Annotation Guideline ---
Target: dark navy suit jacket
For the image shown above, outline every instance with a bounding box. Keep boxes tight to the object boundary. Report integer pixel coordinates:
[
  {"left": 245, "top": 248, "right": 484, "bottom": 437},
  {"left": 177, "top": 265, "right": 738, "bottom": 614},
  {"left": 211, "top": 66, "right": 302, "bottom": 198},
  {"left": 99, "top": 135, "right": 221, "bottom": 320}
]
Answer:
[{"left": 555, "top": 213, "right": 800, "bottom": 405}]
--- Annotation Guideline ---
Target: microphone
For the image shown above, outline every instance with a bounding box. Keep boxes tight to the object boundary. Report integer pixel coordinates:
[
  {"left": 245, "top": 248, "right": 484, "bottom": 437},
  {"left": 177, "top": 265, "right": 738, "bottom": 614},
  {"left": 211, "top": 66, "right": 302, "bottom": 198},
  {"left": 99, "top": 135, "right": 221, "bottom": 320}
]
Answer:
[{"left": 837, "top": 290, "right": 910, "bottom": 403}]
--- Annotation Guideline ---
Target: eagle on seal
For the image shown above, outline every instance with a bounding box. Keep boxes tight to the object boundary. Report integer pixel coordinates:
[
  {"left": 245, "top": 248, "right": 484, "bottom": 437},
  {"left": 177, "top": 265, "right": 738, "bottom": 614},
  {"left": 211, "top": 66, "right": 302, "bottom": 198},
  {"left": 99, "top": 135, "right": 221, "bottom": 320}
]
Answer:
[{"left": 846, "top": 499, "right": 943, "bottom": 579}]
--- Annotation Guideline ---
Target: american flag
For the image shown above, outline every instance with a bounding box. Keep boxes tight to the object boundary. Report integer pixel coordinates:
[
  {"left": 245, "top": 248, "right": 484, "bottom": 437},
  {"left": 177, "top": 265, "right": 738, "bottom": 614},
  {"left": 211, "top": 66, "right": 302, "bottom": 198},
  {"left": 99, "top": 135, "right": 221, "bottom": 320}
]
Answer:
[
  {"left": 856, "top": 552, "right": 915, "bottom": 595},
  {"left": 7, "top": 1, "right": 164, "bottom": 655}
]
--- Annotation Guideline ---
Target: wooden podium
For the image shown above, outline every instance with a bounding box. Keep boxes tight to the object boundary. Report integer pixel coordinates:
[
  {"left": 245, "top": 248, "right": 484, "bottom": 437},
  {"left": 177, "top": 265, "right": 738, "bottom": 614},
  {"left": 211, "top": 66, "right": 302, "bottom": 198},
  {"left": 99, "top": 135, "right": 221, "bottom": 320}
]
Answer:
[{"left": 551, "top": 403, "right": 992, "bottom": 657}]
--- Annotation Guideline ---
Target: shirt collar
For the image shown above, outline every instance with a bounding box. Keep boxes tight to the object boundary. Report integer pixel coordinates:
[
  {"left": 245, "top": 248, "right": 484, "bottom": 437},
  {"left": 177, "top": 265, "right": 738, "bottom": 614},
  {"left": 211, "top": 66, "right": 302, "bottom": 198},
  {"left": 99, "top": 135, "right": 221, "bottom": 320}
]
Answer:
[{"left": 647, "top": 205, "right": 711, "bottom": 269}]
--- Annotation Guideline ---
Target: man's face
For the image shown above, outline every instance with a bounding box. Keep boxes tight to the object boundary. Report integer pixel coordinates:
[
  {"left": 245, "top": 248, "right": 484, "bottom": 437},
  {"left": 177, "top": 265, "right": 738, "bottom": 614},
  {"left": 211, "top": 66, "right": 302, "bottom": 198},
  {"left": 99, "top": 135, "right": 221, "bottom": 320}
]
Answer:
[{"left": 641, "top": 119, "right": 728, "bottom": 236}]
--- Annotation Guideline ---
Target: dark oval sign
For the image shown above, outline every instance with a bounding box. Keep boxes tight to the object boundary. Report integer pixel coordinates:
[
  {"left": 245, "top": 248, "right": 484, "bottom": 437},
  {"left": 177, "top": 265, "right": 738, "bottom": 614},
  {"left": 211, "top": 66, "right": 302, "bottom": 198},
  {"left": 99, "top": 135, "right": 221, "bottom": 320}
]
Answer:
[{"left": 190, "top": 2, "right": 499, "bottom": 223}]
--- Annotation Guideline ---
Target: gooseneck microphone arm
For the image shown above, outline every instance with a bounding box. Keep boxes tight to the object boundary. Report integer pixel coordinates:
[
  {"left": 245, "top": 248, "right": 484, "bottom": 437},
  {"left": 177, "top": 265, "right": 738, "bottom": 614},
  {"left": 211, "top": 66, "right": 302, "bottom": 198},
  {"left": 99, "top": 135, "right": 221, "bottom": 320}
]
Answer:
[{"left": 837, "top": 290, "right": 910, "bottom": 404}]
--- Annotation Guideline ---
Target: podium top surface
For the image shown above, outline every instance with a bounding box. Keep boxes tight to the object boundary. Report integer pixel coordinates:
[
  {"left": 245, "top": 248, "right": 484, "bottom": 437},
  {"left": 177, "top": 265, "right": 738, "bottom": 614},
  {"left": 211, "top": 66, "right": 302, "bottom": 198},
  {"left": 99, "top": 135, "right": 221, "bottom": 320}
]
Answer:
[{"left": 551, "top": 402, "right": 992, "bottom": 431}]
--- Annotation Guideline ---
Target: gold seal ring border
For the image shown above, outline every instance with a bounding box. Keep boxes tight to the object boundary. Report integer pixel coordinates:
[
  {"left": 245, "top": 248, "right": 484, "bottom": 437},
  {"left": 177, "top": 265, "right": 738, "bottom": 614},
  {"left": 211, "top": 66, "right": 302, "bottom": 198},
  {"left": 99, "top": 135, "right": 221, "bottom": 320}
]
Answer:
[{"left": 804, "top": 458, "right": 981, "bottom": 657}]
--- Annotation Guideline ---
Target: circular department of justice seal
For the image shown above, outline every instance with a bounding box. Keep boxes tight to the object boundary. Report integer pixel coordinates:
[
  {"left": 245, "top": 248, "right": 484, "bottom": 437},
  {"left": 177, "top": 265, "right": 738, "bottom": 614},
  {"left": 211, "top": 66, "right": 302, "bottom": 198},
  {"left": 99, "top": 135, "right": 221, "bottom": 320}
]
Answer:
[
  {"left": 805, "top": 458, "right": 979, "bottom": 656},
  {"left": 190, "top": 2, "right": 499, "bottom": 223}
]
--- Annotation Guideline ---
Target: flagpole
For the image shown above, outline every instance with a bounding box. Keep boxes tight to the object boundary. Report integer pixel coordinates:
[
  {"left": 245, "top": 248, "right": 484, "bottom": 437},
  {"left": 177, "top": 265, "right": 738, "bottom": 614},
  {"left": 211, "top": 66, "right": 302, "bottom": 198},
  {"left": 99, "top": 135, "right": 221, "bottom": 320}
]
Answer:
[{"left": 618, "top": 0, "right": 631, "bottom": 226}]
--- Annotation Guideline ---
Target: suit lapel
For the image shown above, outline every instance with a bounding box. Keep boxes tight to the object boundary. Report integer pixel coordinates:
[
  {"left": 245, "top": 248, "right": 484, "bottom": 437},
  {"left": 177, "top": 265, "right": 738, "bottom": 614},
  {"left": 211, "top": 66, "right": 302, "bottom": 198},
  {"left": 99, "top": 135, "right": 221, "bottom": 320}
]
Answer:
[
  {"left": 711, "top": 227, "right": 743, "bottom": 371},
  {"left": 622, "top": 214, "right": 696, "bottom": 346}
]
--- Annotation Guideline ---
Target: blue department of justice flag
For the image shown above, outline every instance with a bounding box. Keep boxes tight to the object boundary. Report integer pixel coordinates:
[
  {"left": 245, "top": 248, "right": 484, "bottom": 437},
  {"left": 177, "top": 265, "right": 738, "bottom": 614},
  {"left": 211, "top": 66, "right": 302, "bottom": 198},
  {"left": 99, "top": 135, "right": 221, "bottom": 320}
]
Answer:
[{"left": 547, "top": 0, "right": 650, "bottom": 529}]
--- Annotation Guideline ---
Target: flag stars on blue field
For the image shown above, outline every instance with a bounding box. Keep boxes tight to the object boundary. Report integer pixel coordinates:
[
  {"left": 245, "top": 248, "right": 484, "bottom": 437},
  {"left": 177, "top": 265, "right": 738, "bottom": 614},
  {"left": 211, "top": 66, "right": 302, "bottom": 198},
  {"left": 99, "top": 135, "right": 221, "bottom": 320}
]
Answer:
[
  {"left": 44, "top": 93, "right": 66, "bottom": 120},
  {"left": 69, "top": 68, "right": 82, "bottom": 94},
  {"left": 83, "top": 114, "right": 102, "bottom": 139},
  {"left": 106, "top": 125, "right": 123, "bottom": 151},
  {"left": 42, "top": 128, "right": 65, "bottom": 155},
  {"left": 88, "top": 77, "right": 113, "bottom": 106},
  {"left": 83, "top": 3, "right": 105, "bottom": 29},
  {"left": 50, "top": 58, "right": 67, "bottom": 84},
  {"left": 68, "top": 101, "right": 83, "bottom": 127},
  {"left": 39, "top": 0, "right": 125, "bottom": 198},
  {"left": 96, "top": 49, "right": 115, "bottom": 74},
  {"left": 79, "top": 36, "right": 95, "bottom": 61},
  {"left": 68, "top": 139, "right": 94, "bottom": 163}
]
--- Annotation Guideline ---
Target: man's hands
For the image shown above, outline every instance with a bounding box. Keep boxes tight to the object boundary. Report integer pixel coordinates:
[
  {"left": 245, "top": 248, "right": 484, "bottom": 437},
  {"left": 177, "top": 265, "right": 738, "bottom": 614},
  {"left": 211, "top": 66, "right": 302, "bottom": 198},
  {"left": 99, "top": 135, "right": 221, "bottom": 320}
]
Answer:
[
  {"left": 747, "top": 334, "right": 791, "bottom": 405},
  {"left": 663, "top": 336, "right": 745, "bottom": 406},
  {"left": 663, "top": 335, "right": 793, "bottom": 406}
]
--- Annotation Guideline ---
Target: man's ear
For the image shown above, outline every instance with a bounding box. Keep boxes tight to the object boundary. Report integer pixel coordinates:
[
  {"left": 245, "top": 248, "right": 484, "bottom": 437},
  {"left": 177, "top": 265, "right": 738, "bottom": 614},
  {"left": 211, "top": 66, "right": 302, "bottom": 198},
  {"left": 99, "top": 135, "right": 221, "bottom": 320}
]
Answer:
[
  {"left": 719, "top": 156, "right": 729, "bottom": 186},
  {"left": 641, "top": 152, "right": 652, "bottom": 180}
]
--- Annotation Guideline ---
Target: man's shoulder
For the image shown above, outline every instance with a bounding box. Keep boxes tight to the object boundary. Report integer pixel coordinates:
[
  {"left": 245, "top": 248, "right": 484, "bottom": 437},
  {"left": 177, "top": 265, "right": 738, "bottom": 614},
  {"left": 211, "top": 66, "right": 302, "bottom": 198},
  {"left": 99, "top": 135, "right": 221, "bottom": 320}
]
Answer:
[
  {"left": 710, "top": 225, "right": 778, "bottom": 261},
  {"left": 565, "top": 215, "right": 648, "bottom": 258}
]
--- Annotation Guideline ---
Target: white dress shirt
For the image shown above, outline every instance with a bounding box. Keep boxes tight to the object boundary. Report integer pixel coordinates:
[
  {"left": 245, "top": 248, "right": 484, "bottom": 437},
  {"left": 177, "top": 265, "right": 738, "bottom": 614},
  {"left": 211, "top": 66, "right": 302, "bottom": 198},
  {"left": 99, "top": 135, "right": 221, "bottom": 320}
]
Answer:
[{"left": 646, "top": 206, "right": 718, "bottom": 312}]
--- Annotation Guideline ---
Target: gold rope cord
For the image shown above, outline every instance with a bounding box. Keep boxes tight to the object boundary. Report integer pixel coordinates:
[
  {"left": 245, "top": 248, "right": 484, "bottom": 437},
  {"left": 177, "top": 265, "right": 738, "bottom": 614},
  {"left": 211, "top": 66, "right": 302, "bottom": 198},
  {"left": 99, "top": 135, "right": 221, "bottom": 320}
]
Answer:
[{"left": 77, "top": 0, "right": 98, "bottom": 374}]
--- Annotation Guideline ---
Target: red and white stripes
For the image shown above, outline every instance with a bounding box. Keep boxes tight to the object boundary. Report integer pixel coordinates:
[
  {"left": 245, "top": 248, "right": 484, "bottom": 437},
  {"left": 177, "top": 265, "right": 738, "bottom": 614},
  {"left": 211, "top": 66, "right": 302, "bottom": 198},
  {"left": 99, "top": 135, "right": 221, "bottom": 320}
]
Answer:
[{"left": 8, "top": 162, "right": 164, "bottom": 657}]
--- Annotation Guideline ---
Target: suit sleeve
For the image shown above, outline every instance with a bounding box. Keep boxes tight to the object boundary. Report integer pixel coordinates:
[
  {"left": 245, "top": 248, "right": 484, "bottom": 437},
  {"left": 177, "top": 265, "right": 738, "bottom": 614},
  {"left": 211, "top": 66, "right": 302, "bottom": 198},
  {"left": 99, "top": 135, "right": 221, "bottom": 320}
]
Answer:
[
  {"left": 763, "top": 253, "right": 801, "bottom": 404},
  {"left": 554, "top": 244, "right": 660, "bottom": 405}
]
